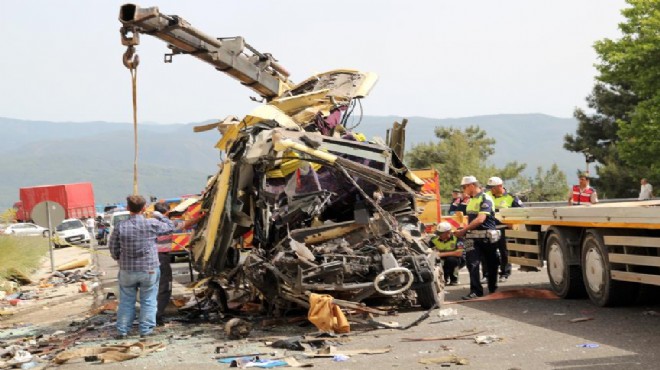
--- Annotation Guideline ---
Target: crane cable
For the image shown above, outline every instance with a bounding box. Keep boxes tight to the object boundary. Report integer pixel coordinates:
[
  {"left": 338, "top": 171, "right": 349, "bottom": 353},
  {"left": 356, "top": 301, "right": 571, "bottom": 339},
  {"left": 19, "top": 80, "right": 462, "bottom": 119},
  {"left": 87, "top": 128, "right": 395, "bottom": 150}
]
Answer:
[{"left": 123, "top": 45, "right": 140, "bottom": 195}]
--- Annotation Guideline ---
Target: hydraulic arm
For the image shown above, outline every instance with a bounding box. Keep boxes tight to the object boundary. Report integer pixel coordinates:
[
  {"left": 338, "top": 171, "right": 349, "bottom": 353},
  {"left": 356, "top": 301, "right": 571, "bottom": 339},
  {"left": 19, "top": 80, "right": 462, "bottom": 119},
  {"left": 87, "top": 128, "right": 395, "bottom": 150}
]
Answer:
[{"left": 119, "top": 3, "right": 294, "bottom": 100}]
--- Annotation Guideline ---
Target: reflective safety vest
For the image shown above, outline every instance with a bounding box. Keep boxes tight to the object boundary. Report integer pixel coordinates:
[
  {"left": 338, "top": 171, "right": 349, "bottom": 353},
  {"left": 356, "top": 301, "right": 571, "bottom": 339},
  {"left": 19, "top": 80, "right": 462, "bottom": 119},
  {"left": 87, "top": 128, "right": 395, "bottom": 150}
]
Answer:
[
  {"left": 572, "top": 185, "right": 595, "bottom": 205},
  {"left": 431, "top": 235, "right": 461, "bottom": 252},
  {"left": 466, "top": 192, "right": 497, "bottom": 230},
  {"left": 486, "top": 191, "right": 522, "bottom": 211}
]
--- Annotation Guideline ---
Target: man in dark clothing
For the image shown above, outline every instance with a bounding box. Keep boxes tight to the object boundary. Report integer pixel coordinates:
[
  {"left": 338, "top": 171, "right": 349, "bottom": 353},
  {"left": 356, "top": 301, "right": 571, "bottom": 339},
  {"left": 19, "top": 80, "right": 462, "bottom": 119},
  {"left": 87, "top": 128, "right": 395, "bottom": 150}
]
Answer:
[
  {"left": 153, "top": 202, "right": 174, "bottom": 326},
  {"left": 453, "top": 176, "right": 499, "bottom": 300}
]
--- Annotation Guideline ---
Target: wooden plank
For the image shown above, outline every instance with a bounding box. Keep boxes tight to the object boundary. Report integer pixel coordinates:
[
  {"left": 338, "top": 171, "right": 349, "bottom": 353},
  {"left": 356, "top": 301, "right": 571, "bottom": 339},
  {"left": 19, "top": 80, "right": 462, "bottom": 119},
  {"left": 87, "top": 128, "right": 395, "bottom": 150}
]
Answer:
[
  {"left": 509, "top": 256, "right": 543, "bottom": 268},
  {"left": 604, "top": 236, "right": 660, "bottom": 248},
  {"left": 608, "top": 253, "right": 660, "bottom": 268},
  {"left": 611, "top": 270, "right": 660, "bottom": 286},
  {"left": 506, "top": 230, "right": 539, "bottom": 240},
  {"left": 507, "top": 243, "right": 540, "bottom": 254}
]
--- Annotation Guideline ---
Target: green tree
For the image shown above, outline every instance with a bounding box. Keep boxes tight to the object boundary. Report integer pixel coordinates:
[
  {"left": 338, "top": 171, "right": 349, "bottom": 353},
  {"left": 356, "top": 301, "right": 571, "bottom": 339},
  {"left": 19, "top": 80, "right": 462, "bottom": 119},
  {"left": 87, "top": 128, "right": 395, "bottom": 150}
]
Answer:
[
  {"left": 565, "top": 0, "right": 660, "bottom": 197},
  {"left": 407, "top": 125, "right": 526, "bottom": 201},
  {"left": 516, "top": 164, "right": 570, "bottom": 202}
]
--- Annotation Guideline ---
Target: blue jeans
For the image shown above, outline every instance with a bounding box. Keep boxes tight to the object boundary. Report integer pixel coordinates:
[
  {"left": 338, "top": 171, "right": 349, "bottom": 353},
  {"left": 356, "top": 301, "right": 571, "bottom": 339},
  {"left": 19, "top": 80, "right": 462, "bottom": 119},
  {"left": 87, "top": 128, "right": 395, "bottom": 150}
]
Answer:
[{"left": 117, "top": 269, "right": 160, "bottom": 335}]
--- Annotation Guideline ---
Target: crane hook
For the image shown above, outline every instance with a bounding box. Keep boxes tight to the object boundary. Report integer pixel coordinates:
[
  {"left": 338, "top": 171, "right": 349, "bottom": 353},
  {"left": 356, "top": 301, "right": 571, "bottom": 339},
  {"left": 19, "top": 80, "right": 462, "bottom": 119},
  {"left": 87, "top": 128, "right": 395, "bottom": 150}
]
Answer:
[{"left": 123, "top": 45, "right": 140, "bottom": 70}]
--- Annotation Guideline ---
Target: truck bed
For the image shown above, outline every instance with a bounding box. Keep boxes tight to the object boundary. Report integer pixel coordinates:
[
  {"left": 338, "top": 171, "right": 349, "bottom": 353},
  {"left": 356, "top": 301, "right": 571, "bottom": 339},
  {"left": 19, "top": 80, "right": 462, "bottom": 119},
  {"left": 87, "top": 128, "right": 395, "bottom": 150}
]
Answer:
[{"left": 499, "top": 200, "right": 660, "bottom": 229}]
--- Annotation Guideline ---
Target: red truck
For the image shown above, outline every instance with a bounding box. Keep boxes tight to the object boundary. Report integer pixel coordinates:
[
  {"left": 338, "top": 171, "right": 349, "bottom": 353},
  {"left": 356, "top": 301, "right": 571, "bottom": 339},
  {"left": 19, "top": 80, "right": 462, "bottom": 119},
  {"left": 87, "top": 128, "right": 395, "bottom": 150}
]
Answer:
[{"left": 15, "top": 183, "right": 96, "bottom": 222}]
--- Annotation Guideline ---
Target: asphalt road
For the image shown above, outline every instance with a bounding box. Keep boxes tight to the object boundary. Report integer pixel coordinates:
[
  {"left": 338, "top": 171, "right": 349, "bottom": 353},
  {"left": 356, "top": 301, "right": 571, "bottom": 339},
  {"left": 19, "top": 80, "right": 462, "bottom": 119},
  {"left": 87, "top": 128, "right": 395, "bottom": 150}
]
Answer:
[{"left": 79, "top": 248, "right": 660, "bottom": 370}]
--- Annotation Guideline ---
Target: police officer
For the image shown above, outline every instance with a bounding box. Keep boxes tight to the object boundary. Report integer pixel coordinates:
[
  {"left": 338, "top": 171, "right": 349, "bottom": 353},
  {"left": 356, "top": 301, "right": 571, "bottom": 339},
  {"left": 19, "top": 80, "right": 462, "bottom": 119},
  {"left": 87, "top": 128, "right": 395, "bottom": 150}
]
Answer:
[
  {"left": 486, "top": 176, "right": 523, "bottom": 282},
  {"left": 453, "top": 176, "right": 499, "bottom": 300},
  {"left": 448, "top": 189, "right": 462, "bottom": 215},
  {"left": 428, "top": 222, "right": 465, "bottom": 286}
]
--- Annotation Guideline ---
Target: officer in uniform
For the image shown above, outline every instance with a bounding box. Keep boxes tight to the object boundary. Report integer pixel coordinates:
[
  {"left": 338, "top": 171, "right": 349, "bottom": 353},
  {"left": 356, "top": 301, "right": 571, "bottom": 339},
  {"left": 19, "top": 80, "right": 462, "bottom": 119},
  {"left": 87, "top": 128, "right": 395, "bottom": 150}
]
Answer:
[
  {"left": 486, "top": 176, "right": 523, "bottom": 282},
  {"left": 427, "top": 221, "right": 465, "bottom": 286},
  {"left": 448, "top": 189, "right": 463, "bottom": 215},
  {"left": 453, "top": 176, "right": 499, "bottom": 300},
  {"left": 568, "top": 173, "right": 598, "bottom": 205}
]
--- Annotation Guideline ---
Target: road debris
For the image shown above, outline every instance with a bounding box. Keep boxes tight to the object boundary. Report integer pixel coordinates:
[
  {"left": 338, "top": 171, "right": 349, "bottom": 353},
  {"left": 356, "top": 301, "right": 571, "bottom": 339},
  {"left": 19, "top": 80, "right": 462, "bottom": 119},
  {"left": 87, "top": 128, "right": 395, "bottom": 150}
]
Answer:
[
  {"left": 55, "top": 258, "right": 90, "bottom": 271},
  {"left": 401, "top": 329, "right": 485, "bottom": 342},
  {"left": 474, "top": 335, "right": 502, "bottom": 344},
  {"left": 418, "top": 355, "right": 469, "bottom": 365},
  {"left": 576, "top": 343, "right": 599, "bottom": 348},
  {"left": 307, "top": 294, "right": 350, "bottom": 334},
  {"left": 302, "top": 345, "right": 391, "bottom": 357},
  {"left": 447, "top": 288, "right": 559, "bottom": 304},
  {"left": 225, "top": 318, "right": 253, "bottom": 339},
  {"left": 569, "top": 317, "right": 595, "bottom": 323},
  {"left": 52, "top": 340, "right": 166, "bottom": 364},
  {"left": 332, "top": 354, "right": 350, "bottom": 362},
  {"left": 437, "top": 307, "right": 458, "bottom": 317},
  {"left": 218, "top": 356, "right": 288, "bottom": 368}
]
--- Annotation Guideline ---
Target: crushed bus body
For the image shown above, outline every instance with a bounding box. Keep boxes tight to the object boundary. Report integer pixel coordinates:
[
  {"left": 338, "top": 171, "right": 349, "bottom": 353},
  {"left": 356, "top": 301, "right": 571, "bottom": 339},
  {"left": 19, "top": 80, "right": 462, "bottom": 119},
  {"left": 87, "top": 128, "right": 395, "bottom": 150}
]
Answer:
[{"left": 118, "top": 4, "right": 443, "bottom": 313}]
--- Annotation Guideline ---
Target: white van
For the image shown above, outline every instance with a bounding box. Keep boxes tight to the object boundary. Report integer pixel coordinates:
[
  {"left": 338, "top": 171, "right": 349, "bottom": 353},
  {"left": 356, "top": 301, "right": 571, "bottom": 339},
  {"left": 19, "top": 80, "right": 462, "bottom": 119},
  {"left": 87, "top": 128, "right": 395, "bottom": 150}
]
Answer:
[{"left": 102, "top": 211, "right": 130, "bottom": 245}]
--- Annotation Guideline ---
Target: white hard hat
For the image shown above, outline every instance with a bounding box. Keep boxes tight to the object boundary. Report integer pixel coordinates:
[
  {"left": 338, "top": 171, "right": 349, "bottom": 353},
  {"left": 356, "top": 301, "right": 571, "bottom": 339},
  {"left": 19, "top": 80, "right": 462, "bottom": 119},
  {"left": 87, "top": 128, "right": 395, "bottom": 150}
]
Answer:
[
  {"left": 487, "top": 176, "right": 503, "bottom": 186},
  {"left": 460, "top": 176, "right": 478, "bottom": 186},
  {"left": 436, "top": 222, "right": 452, "bottom": 233}
]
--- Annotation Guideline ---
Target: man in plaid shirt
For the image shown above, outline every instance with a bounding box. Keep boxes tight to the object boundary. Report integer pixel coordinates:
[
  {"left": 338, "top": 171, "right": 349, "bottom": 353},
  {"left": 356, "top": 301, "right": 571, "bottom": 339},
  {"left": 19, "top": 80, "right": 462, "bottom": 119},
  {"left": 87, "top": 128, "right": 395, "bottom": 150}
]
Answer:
[{"left": 109, "top": 195, "right": 174, "bottom": 339}]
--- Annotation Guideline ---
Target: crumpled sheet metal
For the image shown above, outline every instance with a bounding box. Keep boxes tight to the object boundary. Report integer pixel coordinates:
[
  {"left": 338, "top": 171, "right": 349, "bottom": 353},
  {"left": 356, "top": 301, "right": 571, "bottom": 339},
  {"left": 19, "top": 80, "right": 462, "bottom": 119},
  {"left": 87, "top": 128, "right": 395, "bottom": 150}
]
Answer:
[{"left": 186, "top": 92, "right": 436, "bottom": 313}]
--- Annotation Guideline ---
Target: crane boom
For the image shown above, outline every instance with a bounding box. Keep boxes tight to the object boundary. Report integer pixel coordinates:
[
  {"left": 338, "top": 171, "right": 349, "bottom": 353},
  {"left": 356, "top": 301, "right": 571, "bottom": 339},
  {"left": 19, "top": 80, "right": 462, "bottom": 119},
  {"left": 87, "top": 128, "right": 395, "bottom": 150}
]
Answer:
[{"left": 119, "top": 3, "right": 294, "bottom": 100}]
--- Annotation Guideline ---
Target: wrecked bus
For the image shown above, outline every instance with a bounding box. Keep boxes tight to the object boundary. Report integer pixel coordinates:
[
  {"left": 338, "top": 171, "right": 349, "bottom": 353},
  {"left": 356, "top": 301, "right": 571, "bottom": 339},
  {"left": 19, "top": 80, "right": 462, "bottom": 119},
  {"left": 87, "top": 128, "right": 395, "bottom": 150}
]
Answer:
[{"left": 118, "top": 4, "right": 443, "bottom": 311}]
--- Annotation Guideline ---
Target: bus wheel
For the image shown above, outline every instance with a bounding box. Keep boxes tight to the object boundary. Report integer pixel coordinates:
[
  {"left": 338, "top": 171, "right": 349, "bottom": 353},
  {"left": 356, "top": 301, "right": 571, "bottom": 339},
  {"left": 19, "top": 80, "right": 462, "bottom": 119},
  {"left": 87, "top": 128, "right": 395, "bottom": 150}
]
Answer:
[{"left": 546, "top": 232, "right": 585, "bottom": 298}]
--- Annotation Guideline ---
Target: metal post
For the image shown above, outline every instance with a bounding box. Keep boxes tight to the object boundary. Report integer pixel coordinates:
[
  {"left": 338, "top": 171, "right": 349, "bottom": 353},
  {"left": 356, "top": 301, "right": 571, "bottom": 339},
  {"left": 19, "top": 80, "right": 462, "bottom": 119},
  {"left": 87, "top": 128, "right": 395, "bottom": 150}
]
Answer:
[{"left": 46, "top": 201, "right": 55, "bottom": 273}]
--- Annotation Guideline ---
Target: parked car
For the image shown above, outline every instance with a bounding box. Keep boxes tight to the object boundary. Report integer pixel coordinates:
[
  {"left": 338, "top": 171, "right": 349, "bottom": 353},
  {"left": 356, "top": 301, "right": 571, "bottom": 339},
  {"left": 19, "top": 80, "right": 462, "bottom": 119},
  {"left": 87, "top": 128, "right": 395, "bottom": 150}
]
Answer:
[
  {"left": 101, "top": 211, "right": 130, "bottom": 245},
  {"left": 53, "top": 219, "right": 91, "bottom": 247},
  {"left": 0, "top": 222, "right": 49, "bottom": 237}
]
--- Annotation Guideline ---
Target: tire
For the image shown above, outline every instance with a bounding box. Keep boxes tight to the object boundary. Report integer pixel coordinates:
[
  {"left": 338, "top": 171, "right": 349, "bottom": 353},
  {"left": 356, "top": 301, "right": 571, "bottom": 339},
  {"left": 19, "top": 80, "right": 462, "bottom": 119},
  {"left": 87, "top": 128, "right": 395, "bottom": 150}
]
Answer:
[
  {"left": 416, "top": 266, "right": 442, "bottom": 309},
  {"left": 416, "top": 281, "right": 439, "bottom": 309},
  {"left": 545, "top": 232, "right": 586, "bottom": 299},
  {"left": 581, "top": 230, "right": 639, "bottom": 307},
  {"left": 42, "top": 230, "right": 50, "bottom": 238}
]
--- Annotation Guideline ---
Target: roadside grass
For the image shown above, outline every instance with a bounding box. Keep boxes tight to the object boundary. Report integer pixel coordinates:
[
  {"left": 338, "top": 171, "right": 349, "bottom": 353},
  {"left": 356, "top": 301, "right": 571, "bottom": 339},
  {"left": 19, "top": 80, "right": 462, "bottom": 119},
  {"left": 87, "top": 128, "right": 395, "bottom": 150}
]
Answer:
[{"left": 0, "top": 236, "right": 49, "bottom": 282}]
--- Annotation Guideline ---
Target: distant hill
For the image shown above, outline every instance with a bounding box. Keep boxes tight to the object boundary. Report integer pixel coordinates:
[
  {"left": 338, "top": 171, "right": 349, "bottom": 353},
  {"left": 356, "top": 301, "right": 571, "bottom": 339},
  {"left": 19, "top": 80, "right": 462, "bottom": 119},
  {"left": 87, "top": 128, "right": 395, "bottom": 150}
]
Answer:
[
  {"left": 0, "top": 114, "right": 582, "bottom": 211},
  {"left": 354, "top": 113, "right": 583, "bottom": 179}
]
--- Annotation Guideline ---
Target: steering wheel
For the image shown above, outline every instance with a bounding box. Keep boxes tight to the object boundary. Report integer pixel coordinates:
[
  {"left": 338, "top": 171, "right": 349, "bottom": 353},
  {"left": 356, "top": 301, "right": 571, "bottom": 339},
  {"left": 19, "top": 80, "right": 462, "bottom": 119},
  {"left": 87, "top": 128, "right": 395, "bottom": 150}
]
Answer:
[{"left": 373, "top": 267, "right": 414, "bottom": 295}]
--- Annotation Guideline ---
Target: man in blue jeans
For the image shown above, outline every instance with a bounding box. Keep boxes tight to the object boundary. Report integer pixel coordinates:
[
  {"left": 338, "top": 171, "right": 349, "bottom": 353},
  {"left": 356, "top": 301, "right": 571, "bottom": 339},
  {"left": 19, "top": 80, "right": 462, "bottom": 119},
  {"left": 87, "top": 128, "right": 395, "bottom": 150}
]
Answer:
[{"left": 109, "top": 195, "right": 174, "bottom": 339}]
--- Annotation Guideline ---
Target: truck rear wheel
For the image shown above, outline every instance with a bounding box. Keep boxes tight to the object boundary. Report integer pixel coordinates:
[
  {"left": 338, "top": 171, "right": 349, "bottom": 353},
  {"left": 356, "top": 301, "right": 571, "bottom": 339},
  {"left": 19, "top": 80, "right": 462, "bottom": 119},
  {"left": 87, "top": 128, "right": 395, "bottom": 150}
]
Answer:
[
  {"left": 546, "top": 233, "right": 585, "bottom": 299},
  {"left": 581, "top": 231, "right": 639, "bottom": 306}
]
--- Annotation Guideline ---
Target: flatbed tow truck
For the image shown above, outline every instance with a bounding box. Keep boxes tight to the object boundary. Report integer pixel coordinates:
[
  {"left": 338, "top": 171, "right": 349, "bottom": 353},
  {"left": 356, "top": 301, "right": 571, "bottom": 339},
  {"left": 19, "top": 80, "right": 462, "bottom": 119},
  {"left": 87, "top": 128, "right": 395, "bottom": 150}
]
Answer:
[{"left": 500, "top": 200, "right": 660, "bottom": 306}]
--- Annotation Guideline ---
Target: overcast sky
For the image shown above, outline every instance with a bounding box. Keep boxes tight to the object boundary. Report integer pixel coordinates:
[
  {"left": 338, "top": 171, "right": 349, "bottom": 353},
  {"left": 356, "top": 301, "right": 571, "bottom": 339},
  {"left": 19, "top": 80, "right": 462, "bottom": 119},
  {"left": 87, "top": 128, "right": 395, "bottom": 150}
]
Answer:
[{"left": 0, "top": 0, "right": 627, "bottom": 124}]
